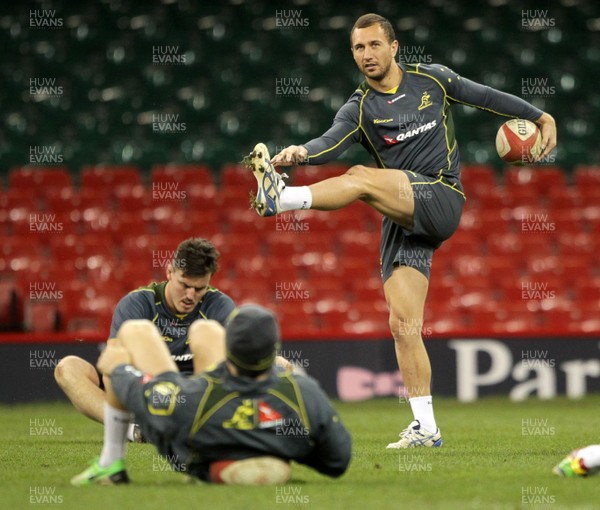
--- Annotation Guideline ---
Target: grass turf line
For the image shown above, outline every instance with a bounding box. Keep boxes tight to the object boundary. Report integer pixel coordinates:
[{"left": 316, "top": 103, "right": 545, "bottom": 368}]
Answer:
[{"left": 1, "top": 396, "right": 599, "bottom": 510}]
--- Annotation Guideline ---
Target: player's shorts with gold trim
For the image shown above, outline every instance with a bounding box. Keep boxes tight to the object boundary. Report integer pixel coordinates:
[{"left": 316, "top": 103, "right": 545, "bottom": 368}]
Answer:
[{"left": 380, "top": 171, "right": 465, "bottom": 281}]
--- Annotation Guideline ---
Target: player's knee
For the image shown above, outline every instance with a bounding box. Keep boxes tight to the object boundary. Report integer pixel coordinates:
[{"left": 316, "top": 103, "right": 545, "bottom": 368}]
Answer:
[
  {"left": 54, "top": 356, "right": 94, "bottom": 387},
  {"left": 189, "top": 319, "right": 222, "bottom": 337},
  {"left": 346, "top": 164, "right": 366, "bottom": 176},
  {"left": 389, "top": 311, "right": 423, "bottom": 342},
  {"left": 117, "top": 319, "right": 156, "bottom": 343}
]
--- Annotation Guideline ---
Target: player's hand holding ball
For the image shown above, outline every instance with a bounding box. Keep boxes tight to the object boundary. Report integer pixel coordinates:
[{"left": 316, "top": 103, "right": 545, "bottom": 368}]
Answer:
[{"left": 496, "top": 113, "right": 556, "bottom": 165}]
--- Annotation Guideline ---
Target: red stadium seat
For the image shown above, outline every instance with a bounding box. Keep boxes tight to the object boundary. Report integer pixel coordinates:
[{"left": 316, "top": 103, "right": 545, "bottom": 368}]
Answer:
[
  {"left": 44, "top": 187, "right": 83, "bottom": 214},
  {"left": 2, "top": 188, "right": 43, "bottom": 211},
  {"left": 574, "top": 165, "right": 600, "bottom": 192},
  {"left": 441, "top": 231, "right": 483, "bottom": 257},
  {"left": 108, "top": 211, "right": 150, "bottom": 240},
  {"left": 550, "top": 209, "right": 584, "bottom": 235},
  {"left": 546, "top": 187, "right": 582, "bottom": 211},
  {"left": 343, "top": 304, "right": 390, "bottom": 335},
  {"left": 520, "top": 233, "right": 554, "bottom": 259},
  {"left": 424, "top": 307, "right": 466, "bottom": 335},
  {"left": 151, "top": 164, "right": 214, "bottom": 187},
  {"left": 266, "top": 232, "right": 303, "bottom": 258},
  {"left": 504, "top": 166, "right": 566, "bottom": 197},
  {"left": 79, "top": 207, "right": 115, "bottom": 235},
  {"left": 80, "top": 165, "right": 142, "bottom": 190},
  {"left": 226, "top": 208, "right": 267, "bottom": 234},
  {"left": 9, "top": 166, "right": 71, "bottom": 192},
  {"left": 220, "top": 164, "right": 256, "bottom": 187},
  {"left": 113, "top": 185, "right": 151, "bottom": 212},
  {"left": 292, "top": 164, "right": 348, "bottom": 186},
  {"left": 503, "top": 186, "right": 542, "bottom": 208},
  {"left": 492, "top": 306, "right": 539, "bottom": 334},
  {"left": 477, "top": 209, "right": 510, "bottom": 236},
  {"left": 460, "top": 164, "right": 497, "bottom": 197}
]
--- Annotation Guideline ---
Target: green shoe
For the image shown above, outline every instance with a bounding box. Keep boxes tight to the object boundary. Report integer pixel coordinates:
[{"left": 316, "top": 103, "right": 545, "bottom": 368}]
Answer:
[
  {"left": 553, "top": 452, "right": 588, "bottom": 478},
  {"left": 71, "top": 457, "right": 129, "bottom": 486}
]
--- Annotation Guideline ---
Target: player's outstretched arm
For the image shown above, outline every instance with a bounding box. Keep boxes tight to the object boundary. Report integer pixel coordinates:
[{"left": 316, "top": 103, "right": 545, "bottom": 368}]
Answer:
[{"left": 534, "top": 112, "right": 557, "bottom": 159}]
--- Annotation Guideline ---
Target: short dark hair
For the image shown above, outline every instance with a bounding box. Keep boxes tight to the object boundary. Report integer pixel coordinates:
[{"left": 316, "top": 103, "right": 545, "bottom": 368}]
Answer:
[
  {"left": 172, "top": 238, "right": 219, "bottom": 277},
  {"left": 350, "top": 13, "right": 396, "bottom": 45}
]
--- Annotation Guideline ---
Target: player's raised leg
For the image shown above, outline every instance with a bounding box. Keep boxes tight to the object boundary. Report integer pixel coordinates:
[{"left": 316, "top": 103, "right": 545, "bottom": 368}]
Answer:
[
  {"left": 54, "top": 356, "right": 106, "bottom": 423},
  {"left": 383, "top": 266, "right": 442, "bottom": 449},
  {"left": 244, "top": 143, "right": 415, "bottom": 229},
  {"left": 309, "top": 165, "right": 415, "bottom": 229}
]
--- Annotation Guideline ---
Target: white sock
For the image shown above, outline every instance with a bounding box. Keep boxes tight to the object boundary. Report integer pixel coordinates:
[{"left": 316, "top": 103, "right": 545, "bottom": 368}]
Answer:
[
  {"left": 99, "top": 403, "right": 131, "bottom": 467},
  {"left": 578, "top": 444, "right": 600, "bottom": 471},
  {"left": 409, "top": 395, "right": 437, "bottom": 433},
  {"left": 279, "top": 186, "right": 312, "bottom": 212}
]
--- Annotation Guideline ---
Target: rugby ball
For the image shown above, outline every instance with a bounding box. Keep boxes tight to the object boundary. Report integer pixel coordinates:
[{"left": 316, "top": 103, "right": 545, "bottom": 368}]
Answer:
[
  {"left": 495, "top": 119, "right": 542, "bottom": 165},
  {"left": 210, "top": 457, "right": 291, "bottom": 485}
]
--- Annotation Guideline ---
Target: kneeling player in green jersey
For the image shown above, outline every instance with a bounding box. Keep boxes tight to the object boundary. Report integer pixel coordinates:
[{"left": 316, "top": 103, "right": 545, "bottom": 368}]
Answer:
[
  {"left": 55, "top": 238, "right": 235, "bottom": 441},
  {"left": 71, "top": 305, "right": 351, "bottom": 486}
]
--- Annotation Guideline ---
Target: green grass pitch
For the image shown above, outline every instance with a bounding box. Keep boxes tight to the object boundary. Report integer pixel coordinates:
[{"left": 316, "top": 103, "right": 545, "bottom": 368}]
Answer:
[{"left": 2, "top": 396, "right": 599, "bottom": 510}]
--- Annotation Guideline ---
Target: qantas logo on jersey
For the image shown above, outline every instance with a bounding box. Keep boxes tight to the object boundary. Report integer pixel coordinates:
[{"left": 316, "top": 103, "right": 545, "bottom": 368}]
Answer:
[
  {"left": 387, "top": 93, "right": 405, "bottom": 104},
  {"left": 258, "top": 401, "right": 283, "bottom": 428},
  {"left": 383, "top": 120, "right": 437, "bottom": 145}
]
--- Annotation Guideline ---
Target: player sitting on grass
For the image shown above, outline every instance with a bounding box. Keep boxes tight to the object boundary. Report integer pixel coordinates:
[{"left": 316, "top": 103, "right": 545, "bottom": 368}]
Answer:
[
  {"left": 55, "top": 237, "right": 235, "bottom": 441},
  {"left": 71, "top": 305, "right": 352, "bottom": 486},
  {"left": 553, "top": 446, "right": 600, "bottom": 478}
]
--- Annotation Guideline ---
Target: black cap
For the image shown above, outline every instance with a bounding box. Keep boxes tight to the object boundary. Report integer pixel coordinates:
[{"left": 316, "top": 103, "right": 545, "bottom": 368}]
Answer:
[{"left": 225, "top": 305, "right": 280, "bottom": 373}]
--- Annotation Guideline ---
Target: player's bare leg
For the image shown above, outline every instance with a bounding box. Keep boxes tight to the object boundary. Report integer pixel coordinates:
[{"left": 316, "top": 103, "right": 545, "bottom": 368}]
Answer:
[
  {"left": 384, "top": 265, "right": 431, "bottom": 399},
  {"left": 384, "top": 266, "right": 442, "bottom": 448},
  {"left": 72, "top": 320, "right": 176, "bottom": 486},
  {"left": 54, "top": 356, "right": 106, "bottom": 423},
  {"left": 309, "top": 165, "right": 415, "bottom": 229},
  {"left": 116, "top": 320, "right": 178, "bottom": 375},
  {"left": 188, "top": 320, "right": 226, "bottom": 374},
  {"left": 245, "top": 143, "right": 415, "bottom": 227}
]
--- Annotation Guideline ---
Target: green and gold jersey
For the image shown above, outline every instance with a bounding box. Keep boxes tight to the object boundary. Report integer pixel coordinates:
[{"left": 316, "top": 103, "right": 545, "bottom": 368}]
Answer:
[
  {"left": 303, "top": 62, "right": 544, "bottom": 180},
  {"left": 111, "top": 362, "right": 352, "bottom": 481}
]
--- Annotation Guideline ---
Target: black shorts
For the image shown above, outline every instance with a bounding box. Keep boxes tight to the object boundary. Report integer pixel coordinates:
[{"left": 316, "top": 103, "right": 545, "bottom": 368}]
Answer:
[{"left": 380, "top": 171, "right": 465, "bottom": 281}]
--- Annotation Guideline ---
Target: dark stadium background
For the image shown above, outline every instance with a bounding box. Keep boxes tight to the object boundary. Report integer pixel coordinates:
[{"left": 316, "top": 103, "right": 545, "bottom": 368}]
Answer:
[{"left": 1, "top": 0, "right": 599, "bottom": 402}]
